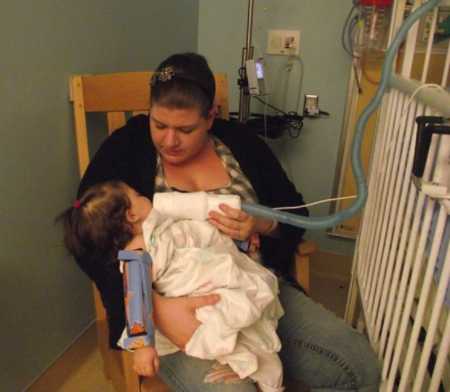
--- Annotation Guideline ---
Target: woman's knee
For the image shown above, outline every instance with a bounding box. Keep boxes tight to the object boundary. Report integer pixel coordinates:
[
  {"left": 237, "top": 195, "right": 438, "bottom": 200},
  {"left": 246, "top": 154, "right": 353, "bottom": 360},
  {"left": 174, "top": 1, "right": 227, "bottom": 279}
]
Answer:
[
  {"left": 277, "top": 281, "right": 381, "bottom": 390},
  {"left": 159, "top": 352, "right": 258, "bottom": 392},
  {"left": 203, "top": 382, "right": 258, "bottom": 392},
  {"left": 280, "top": 331, "right": 380, "bottom": 390},
  {"left": 351, "top": 333, "right": 381, "bottom": 391}
]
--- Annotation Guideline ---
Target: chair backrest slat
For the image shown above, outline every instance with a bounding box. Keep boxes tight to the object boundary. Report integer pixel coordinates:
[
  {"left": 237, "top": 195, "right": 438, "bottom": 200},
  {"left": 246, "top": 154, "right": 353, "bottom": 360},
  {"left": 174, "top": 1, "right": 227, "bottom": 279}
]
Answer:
[
  {"left": 107, "top": 112, "right": 127, "bottom": 135},
  {"left": 82, "top": 72, "right": 151, "bottom": 112},
  {"left": 70, "top": 75, "right": 90, "bottom": 177},
  {"left": 79, "top": 71, "right": 229, "bottom": 116}
]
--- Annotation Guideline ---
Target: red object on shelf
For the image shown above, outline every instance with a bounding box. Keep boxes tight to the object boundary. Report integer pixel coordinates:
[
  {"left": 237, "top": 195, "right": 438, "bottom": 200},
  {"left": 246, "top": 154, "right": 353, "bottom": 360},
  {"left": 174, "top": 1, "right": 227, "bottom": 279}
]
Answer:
[{"left": 360, "top": 0, "right": 393, "bottom": 6}]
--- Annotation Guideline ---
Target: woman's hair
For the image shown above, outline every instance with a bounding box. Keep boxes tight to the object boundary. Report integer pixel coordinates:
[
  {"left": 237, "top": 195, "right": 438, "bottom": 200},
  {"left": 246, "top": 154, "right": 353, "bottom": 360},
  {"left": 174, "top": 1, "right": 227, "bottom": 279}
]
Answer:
[
  {"left": 57, "top": 181, "right": 134, "bottom": 262},
  {"left": 150, "top": 52, "right": 215, "bottom": 117}
]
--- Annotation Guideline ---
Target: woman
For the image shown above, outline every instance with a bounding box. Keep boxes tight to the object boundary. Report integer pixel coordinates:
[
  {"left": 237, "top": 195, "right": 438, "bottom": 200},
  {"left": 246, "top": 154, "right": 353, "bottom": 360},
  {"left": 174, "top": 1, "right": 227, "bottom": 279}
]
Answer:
[{"left": 77, "top": 53, "right": 380, "bottom": 391}]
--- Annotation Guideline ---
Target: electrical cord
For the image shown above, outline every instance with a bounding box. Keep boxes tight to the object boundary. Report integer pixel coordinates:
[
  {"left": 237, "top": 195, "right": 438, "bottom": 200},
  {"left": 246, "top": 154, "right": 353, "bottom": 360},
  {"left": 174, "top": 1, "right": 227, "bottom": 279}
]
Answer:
[
  {"left": 349, "top": 12, "right": 360, "bottom": 53},
  {"left": 342, "top": 4, "right": 364, "bottom": 94},
  {"left": 252, "top": 96, "right": 304, "bottom": 138},
  {"left": 253, "top": 95, "right": 286, "bottom": 115},
  {"left": 342, "top": 5, "right": 359, "bottom": 57},
  {"left": 343, "top": 5, "right": 364, "bottom": 59},
  {"left": 290, "top": 55, "right": 305, "bottom": 115},
  {"left": 273, "top": 195, "right": 357, "bottom": 211}
]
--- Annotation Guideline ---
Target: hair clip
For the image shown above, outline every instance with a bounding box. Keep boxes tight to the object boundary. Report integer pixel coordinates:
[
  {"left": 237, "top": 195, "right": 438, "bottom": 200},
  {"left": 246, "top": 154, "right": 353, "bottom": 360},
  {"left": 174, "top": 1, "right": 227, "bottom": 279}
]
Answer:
[
  {"left": 73, "top": 200, "right": 81, "bottom": 209},
  {"left": 151, "top": 66, "right": 175, "bottom": 85}
]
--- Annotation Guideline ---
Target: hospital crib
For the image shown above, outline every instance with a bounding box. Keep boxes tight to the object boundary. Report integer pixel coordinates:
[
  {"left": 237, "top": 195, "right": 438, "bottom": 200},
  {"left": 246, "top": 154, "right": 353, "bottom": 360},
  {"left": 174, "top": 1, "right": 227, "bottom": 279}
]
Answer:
[{"left": 345, "top": 1, "right": 450, "bottom": 390}]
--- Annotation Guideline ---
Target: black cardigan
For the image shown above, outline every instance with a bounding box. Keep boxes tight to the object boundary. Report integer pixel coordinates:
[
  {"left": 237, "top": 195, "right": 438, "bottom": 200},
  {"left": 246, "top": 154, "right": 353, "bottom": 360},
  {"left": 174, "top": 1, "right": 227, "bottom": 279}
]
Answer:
[{"left": 77, "top": 115, "right": 308, "bottom": 348}]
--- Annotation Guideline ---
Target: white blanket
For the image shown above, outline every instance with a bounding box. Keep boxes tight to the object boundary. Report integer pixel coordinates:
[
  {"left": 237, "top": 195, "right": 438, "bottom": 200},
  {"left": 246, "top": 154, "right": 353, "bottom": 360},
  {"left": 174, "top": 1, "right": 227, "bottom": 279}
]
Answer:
[{"left": 120, "top": 209, "right": 284, "bottom": 391}]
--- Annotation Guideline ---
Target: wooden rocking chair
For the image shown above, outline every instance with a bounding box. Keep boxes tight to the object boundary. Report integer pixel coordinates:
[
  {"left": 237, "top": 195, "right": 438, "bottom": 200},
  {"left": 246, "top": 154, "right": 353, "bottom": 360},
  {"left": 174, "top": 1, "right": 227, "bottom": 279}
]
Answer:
[{"left": 69, "top": 71, "right": 315, "bottom": 391}]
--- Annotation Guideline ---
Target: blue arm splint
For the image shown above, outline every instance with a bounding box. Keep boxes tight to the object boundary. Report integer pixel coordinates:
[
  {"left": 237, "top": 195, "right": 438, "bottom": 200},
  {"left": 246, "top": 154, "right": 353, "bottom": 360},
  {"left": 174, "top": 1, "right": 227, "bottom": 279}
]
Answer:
[{"left": 118, "top": 250, "right": 155, "bottom": 350}]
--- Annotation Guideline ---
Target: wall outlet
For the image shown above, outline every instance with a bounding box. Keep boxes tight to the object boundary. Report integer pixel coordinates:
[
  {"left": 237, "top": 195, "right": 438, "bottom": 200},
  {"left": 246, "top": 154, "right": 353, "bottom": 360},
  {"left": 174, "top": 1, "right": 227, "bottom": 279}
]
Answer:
[{"left": 267, "top": 29, "right": 300, "bottom": 55}]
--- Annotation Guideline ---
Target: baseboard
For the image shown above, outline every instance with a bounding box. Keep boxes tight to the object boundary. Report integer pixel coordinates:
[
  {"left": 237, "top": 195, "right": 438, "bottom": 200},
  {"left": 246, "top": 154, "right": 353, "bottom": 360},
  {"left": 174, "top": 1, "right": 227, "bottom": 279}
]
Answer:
[{"left": 23, "top": 318, "right": 96, "bottom": 391}]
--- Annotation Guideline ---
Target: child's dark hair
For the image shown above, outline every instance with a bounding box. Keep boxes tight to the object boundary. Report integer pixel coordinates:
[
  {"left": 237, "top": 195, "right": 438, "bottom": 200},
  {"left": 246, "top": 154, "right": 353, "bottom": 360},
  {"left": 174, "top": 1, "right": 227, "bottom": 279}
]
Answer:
[
  {"left": 150, "top": 52, "right": 215, "bottom": 118},
  {"left": 57, "top": 181, "right": 134, "bottom": 262}
]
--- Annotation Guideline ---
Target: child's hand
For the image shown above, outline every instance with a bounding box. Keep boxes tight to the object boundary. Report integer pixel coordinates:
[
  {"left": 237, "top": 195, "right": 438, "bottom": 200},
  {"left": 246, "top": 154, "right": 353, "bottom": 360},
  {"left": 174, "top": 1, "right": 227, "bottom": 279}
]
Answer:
[
  {"left": 133, "top": 346, "right": 159, "bottom": 377},
  {"left": 204, "top": 362, "right": 247, "bottom": 384}
]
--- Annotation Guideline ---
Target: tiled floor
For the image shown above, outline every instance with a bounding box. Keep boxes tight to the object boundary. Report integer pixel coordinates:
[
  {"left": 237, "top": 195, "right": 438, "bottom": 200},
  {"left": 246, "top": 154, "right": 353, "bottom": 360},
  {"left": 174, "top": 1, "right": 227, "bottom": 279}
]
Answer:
[{"left": 28, "top": 251, "right": 353, "bottom": 392}]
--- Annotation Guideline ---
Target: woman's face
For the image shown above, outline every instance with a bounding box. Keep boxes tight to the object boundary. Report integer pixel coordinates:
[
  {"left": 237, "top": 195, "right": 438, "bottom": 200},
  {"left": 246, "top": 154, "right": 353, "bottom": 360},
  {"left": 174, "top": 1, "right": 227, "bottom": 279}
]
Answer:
[{"left": 149, "top": 104, "right": 214, "bottom": 165}]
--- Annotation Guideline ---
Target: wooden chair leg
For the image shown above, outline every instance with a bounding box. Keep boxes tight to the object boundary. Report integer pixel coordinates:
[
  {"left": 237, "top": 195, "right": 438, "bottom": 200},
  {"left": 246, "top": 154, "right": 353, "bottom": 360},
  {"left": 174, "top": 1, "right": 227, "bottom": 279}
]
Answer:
[
  {"left": 141, "top": 375, "right": 171, "bottom": 392},
  {"left": 122, "top": 351, "right": 141, "bottom": 391},
  {"left": 95, "top": 319, "right": 129, "bottom": 391}
]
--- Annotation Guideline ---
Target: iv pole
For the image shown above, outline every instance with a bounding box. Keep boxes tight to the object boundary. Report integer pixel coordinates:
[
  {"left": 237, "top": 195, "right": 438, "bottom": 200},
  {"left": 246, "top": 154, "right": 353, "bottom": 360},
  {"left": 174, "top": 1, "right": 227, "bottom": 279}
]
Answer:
[{"left": 238, "top": 0, "right": 256, "bottom": 123}]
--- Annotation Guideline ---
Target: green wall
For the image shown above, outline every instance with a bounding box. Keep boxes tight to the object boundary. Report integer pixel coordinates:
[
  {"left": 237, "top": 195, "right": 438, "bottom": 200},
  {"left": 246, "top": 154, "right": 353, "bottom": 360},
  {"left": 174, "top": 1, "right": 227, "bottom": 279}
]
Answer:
[
  {"left": 198, "top": 0, "right": 356, "bottom": 255},
  {"left": 0, "top": 1, "right": 198, "bottom": 391}
]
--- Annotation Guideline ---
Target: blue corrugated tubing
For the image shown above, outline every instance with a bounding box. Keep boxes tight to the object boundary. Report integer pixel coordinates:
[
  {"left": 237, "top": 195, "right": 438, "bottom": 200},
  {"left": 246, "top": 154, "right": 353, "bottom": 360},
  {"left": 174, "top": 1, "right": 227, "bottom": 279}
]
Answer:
[{"left": 242, "top": 0, "right": 441, "bottom": 230}]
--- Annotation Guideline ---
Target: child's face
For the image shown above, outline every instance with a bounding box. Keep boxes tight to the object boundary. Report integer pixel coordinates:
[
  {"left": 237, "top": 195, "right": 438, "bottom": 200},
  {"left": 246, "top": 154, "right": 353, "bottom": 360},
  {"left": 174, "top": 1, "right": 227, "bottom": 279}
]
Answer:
[{"left": 125, "top": 186, "right": 152, "bottom": 226}]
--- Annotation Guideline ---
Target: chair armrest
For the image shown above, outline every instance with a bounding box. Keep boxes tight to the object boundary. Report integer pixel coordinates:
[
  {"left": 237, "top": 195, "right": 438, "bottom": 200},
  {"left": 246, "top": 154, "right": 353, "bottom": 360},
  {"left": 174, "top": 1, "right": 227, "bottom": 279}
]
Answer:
[
  {"left": 297, "top": 240, "right": 318, "bottom": 256},
  {"left": 294, "top": 240, "right": 317, "bottom": 294}
]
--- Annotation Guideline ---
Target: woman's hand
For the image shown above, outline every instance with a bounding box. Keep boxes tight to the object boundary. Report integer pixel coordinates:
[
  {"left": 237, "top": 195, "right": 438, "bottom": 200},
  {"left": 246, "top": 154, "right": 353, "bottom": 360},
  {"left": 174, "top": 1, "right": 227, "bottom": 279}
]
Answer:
[
  {"left": 208, "top": 203, "right": 276, "bottom": 240},
  {"left": 152, "top": 291, "right": 220, "bottom": 350},
  {"left": 133, "top": 346, "right": 159, "bottom": 377}
]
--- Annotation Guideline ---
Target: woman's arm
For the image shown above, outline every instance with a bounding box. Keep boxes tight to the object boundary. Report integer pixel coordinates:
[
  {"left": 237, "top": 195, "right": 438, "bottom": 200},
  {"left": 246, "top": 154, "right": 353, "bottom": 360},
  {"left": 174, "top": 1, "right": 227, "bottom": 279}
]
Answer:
[
  {"left": 212, "top": 120, "right": 308, "bottom": 275},
  {"left": 130, "top": 291, "right": 220, "bottom": 375},
  {"left": 208, "top": 204, "right": 278, "bottom": 240},
  {"left": 211, "top": 119, "right": 308, "bottom": 240},
  {"left": 152, "top": 291, "right": 220, "bottom": 349},
  {"left": 124, "top": 233, "right": 221, "bottom": 350}
]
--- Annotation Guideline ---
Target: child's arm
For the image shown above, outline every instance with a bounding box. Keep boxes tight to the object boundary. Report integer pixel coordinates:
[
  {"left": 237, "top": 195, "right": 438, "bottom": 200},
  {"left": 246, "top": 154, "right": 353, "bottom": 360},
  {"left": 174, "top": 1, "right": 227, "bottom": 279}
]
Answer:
[
  {"left": 124, "top": 238, "right": 161, "bottom": 376},
  {"left": 133, "top": 345, "right": 160, "bottom": 377},
  {"left": 119, "top": 242, "right": 159, "bottom": 376}
]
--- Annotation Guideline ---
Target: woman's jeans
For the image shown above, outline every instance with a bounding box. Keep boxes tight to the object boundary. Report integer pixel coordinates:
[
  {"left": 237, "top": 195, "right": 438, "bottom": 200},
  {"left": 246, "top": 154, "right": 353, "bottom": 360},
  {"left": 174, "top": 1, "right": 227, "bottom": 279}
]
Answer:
[{"left": 158, "top": 280, "right": 381, "bottom": 391}]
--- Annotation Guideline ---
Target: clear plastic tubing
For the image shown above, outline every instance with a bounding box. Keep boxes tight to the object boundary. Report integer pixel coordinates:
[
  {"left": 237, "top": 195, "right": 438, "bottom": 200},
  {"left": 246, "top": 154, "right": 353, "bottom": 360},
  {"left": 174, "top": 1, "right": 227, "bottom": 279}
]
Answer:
[{"left": 242, "top": 0, "right": 441, "bottom": 230}]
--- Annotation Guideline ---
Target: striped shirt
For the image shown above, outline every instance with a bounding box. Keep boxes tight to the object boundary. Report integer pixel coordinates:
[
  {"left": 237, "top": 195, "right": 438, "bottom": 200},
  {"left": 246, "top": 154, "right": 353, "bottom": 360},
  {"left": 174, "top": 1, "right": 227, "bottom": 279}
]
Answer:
[
  {"left": 154, "top": 136, "right": 262, "bottom": 261},
  {"left": 154, "top": 136, "right": 258, "bottom": 205}
]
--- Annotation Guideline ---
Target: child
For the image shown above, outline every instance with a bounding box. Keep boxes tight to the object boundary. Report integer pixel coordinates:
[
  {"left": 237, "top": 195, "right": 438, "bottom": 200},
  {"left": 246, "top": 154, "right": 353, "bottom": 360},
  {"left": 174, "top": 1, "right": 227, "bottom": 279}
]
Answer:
[{"left": 60, "top": 180, "right": 284, "bottom": 392}]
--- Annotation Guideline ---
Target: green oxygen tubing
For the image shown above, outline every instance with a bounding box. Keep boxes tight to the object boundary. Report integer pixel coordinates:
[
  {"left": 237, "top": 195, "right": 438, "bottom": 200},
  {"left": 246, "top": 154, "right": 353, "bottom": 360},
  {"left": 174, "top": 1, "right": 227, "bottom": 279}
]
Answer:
[{"left": 242, "top": 0, "right": 441, "bottom": 230}]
